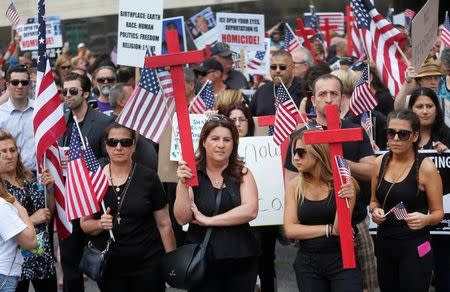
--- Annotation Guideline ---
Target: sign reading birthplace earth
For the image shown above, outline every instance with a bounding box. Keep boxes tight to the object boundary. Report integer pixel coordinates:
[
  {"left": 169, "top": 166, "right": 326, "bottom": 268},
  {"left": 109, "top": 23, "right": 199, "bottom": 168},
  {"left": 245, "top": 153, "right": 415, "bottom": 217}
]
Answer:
[{"left": 117, "top": 0, "right": 163, "bottom": 67}]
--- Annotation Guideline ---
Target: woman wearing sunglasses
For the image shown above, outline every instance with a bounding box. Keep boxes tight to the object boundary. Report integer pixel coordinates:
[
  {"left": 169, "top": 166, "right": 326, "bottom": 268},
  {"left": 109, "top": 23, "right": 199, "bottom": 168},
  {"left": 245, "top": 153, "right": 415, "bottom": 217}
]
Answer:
[
  {"left": 284, "top": 128, "right": 362, "bottom": 291},
  {"left": 175, "top": 115, "right": 259, "bottom": 292},
  {"left": 370, "top": 110, "right": 443, "bottom": 291},
  {"left": 80, "top": 124, "right": 176, "bottom": 292}
]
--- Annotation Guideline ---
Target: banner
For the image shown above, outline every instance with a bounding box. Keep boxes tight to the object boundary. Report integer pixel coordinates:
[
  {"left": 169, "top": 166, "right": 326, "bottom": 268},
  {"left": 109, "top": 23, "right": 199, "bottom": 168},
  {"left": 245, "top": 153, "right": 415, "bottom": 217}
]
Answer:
[
  {"left": 16, "top": 16, "right": 62, "bottom": 51},
  {"left": 369, "top": 150, "right": 450, "bottom": 235},
  {"left": 170, "top": 114, "right": 207, "bottom": 161},
  {"left": 117, "top": 0, "right": 163, "bottom": 67},
  {"left": 216, "top": 12, "right": 265, "bottom": 51}
]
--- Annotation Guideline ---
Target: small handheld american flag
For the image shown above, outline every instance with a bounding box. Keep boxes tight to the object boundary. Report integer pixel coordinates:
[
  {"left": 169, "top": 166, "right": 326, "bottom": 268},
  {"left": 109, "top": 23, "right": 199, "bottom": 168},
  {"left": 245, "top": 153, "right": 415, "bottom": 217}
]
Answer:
[
  {"left": 335, "top": 155, "right": 351, "bottom": 208},
  {"left": 384, "top": 201, "right": 408, "bottom": 220}
]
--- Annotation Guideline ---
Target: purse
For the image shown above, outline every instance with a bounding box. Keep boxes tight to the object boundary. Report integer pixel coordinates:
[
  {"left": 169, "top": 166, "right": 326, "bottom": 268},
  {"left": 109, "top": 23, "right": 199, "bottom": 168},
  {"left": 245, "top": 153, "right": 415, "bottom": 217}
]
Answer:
[
  {"left": 79, "top": 239, "right": 111, "bottom": 282},
  {"left": 161, "top": 186, "right": 223, "bottom": 290}
]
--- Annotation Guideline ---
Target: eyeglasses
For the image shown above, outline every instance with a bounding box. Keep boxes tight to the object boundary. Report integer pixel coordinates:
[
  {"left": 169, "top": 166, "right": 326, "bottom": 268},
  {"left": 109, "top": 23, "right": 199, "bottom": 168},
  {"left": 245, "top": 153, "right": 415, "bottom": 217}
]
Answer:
[
  {"left": 231, "top": 117, "right": 248, "bottom": 123},
  {"left": 270, "top": 64, "right": 288, "bottom": 71},
  {"left": 199, "top": 70, "right": 215, "bottom": 77},
  {"left": 10, "top": 79, "right": 30, "bottom": 86},
  {"left": 60, "top": 65, "right": 71, "bottom": 70},
  {"left": 96, "top": 77, "right": 116, "bottom": 84},
  {"left": 62, "top": 87, "right": 83, "bottom": 96},
  {"left": 294, "top": 148, "right": 307, "bottom": 158},
  {"left": 105, "top": 138, "right": 135, "bottom": 147},
  {"left": 385, "top": 128, "right": 413, "bottom": 141}
]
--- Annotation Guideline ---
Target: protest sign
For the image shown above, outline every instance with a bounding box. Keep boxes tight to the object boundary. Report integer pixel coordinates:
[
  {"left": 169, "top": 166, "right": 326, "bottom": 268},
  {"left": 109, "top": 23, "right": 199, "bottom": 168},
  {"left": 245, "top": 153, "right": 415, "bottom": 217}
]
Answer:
[
  {"left": 186, "top": 7, "right": 218, "bottom": 49},
  {"left": 368, "top": 150, "right": 450, "bottom": 235},
  {"left": 245, "top": 38, "right": 271, "bottom": 75},
  {"left": 162, "top": 16, "right": 187, "bottom": 55},
  {"left": 411, "top": 0, "right": 439, "bottom": 69},
  {"left": 238, "top": 136, "right": 284, "bottom": 226},
  {"left": 117, "top": 0, "right": 162, "bottom": 67},
  {"left": 216, "top": 12, "right": 265, "bottom": 51},
  {"left": 16, "top": 16, "right": 62, "bottom": 51},
  {"left": 169, "top": 113, "right": 207, "bottom": 161}
]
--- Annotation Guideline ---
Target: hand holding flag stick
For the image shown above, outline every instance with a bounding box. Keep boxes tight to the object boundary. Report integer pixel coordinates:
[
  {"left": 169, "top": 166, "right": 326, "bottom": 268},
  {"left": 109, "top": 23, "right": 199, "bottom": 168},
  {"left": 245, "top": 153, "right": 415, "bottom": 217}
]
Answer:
[
  {"left": 334, "top": 156, "right": 351, "bottom": 208},
  {"left": 73, "top": 116, "right": 115, "bottom": 242}
]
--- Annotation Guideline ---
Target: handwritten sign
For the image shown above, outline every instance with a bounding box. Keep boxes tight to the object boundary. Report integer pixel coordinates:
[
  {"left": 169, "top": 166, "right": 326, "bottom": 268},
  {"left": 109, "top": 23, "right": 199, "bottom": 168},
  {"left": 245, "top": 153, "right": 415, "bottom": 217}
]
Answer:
[
  {"left": 238, "top": 136, "right": 284, "bottom": 226},
  {"left": 216, "top": 12, "right": 265, "bottom": 51},
  {"left": 16, "top": 16, "right": 62, "bottom": 51},
  {"left": 117, "top": 0, "right": 162, "bottom": 67},
  {"left": 170, "top": 114, "right": 207, "bottom": 161},
  {"left": 411, "top": 0, "right": 439, "bottom": 69}
]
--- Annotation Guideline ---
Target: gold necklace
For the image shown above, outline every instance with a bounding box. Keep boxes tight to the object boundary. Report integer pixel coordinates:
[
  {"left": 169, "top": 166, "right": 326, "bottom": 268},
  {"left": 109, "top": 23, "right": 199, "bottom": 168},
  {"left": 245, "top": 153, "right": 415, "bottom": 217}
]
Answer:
[{"left": 109, "top": 164, "right": 132, "bottom": 225}]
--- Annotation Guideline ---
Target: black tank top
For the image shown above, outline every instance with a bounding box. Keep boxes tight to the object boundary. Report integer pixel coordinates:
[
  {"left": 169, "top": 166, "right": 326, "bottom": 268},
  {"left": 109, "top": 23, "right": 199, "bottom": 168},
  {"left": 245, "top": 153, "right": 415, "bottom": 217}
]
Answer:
[
  {"left": 297, "top": 191, "right": 340, "bottom": 252},
  {"left": 376, "top": 154, "right": 429, "bottom": 239}
]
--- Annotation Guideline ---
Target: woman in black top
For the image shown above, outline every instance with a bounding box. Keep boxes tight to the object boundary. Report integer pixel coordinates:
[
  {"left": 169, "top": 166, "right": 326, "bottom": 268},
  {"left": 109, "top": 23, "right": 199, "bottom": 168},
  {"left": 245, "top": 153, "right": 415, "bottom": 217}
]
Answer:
[
  {"left": 284, "top": 129, "right": 362, "bottom": 292},
  {"left": 175, "top": 114, "right": 259, "bottom": 292},
  {"left": 370, "top": 110, "right": 443, "bottom": 292},
  {"left": 80, "top": 124, "right": 176, "bottom": 292},
  {"left": 407, "top": 87, "right": 450, "bottom": 152}
]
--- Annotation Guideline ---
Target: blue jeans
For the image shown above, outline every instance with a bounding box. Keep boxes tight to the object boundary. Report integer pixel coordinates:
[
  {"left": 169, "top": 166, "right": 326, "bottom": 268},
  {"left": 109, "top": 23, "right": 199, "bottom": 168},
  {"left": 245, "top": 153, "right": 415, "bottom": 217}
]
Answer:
[{"left": 0, "top": 274, "right": 19, "bottom": 292}]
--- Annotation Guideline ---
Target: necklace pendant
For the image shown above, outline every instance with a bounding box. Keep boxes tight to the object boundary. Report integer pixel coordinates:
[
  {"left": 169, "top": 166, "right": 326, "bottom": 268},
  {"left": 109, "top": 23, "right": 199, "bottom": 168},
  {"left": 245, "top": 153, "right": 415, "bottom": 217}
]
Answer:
[
  {"left": 117, "top": 216, "right": 121, "bottom": 224},
  {"left": 115, "top": 187, "right": 120, "bottom": 192}
]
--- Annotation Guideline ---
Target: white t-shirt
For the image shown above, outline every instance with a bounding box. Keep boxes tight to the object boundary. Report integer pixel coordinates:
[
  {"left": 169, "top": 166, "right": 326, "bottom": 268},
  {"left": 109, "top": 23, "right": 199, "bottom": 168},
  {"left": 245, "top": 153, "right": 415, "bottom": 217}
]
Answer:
[{"left": 0, "top": 197, "right": 26, "bottom": 276}]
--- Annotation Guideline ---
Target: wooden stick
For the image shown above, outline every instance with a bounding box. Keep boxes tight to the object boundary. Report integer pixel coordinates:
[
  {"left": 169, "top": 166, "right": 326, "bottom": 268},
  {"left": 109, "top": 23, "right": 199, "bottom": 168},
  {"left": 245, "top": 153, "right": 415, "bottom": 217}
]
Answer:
[{"left": 394, "top": 42, "right": 411, "bottom": 67}]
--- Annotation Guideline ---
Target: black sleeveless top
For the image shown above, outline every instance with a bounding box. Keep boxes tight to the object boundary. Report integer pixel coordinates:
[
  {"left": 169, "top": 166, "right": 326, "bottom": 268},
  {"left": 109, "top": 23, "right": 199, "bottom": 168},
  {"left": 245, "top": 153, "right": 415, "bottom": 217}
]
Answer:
[
  {"left": 376, "top": 154, "right": 429, "bottom": 239},
  {"left": 186, "top": 171, "right": 259, "bottom": 260},
  {"left": 297, "top": 191, "right": 340, "bottom": 253}
]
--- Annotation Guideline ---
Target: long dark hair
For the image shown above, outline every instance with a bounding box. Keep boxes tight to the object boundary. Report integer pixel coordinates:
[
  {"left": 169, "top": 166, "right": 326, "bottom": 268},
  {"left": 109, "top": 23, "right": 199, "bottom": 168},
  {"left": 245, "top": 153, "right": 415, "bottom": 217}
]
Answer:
[
  {"left": 221, "top": 102, "right": 255, "bottom": 137},
  {"left": 196, "top": 115, "right": 244, "bottom": 183},
  {"left": 408, "top": 87, "right": 445, "bottom": 139}
]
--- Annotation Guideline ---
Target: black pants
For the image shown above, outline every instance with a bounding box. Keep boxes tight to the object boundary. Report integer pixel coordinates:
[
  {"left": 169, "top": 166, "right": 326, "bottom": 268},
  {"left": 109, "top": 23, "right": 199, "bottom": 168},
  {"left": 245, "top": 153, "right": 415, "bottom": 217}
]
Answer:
[
  {"left": 189, "top": 257, "right": 258, "bottom": 292},
  {"left": 294, "top": 249, "right": 363, "bottom": 292},
  {"left": 254, "top": 226, "right": 278, "bottom": 292},
  {"left": 59, "top": 219, "right": 86, "bottom": 292},
  {"left": 16, "top": 276, "right": 57, "bottom": 292},
  {"left": 376, "top": 235, "right": 433, "bottom": 292},
  {"left": 431, "top": 236, "right": 450, "bottom": 292}
]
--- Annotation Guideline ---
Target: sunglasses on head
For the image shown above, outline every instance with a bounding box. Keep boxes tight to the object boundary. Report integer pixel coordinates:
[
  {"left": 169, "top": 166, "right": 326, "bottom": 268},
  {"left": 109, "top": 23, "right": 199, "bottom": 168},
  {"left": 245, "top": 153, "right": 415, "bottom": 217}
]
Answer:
[
  {"left": 62, "top": 87, "right": 82, "bottom": 97},
  {"left": 96, "top": 77, "right": 116, "bottom": 83},
  {"left": 270, "top": 64, "right": 288, "bottom": 71},
  {"left": 207, "top": 114, "right": 228, "bottom": 122},
  {"left": 10, "top": 79, "right": 29, "bottom": 86},
  {"left": 294, "top": 147, "right": 307, "bottom": 158},
  {"left": 60, "top": 65, "right": 71, "bottom": 70},
  {"left": 105, "top": 138, "right": 135, "bottom": 147},
  {"left": 385, "top": 128, "right": 413, "bottom": 141}
]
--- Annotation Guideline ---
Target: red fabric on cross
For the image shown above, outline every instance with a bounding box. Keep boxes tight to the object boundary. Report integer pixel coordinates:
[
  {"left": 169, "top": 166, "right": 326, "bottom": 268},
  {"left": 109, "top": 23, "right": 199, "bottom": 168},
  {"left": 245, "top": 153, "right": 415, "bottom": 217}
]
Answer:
[
  {"left": 303, "top": 105, "right": 362, "bottom": 269},
  {"left": 146, "top": 30, "right": 210, "bottom": 186}
]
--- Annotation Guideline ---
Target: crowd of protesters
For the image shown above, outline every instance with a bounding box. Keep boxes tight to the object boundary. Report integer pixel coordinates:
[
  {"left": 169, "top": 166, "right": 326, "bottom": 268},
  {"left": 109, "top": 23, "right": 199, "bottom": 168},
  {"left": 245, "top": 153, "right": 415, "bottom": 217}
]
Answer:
[{"left": 0, "top": 7, "right": 450, "bottom": 292}]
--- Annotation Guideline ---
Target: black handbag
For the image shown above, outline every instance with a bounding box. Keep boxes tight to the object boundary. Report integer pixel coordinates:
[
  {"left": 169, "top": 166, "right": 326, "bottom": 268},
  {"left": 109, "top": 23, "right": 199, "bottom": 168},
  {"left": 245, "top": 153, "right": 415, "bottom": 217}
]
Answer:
[
  {"left": 79, "top": 239, "right": 111, "bottom": 282},
  {"left": 161, "top": 186, "right": 223, "bottom": 289}
]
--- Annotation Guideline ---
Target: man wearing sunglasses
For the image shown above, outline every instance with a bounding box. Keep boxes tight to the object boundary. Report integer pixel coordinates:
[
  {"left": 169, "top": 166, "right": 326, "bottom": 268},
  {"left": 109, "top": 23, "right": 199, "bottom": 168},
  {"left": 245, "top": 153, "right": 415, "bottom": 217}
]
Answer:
[
  {"left": 58, "top": 72, "right": 114, "bottom": 292},
  {"left": 0, "top": 65, "right": 36, "bottom": 173},
  {"left": 193, "top": 58, "right": 227, "bottom": 97},
  {"left": 284, "top": 74, "right": 379, "bottom": 291},
  {"left": 249, "top": 49, "right": 304, "bottom": 116},
  {"left": 92, "top": 66, "right": 117, "bottom": 114}
]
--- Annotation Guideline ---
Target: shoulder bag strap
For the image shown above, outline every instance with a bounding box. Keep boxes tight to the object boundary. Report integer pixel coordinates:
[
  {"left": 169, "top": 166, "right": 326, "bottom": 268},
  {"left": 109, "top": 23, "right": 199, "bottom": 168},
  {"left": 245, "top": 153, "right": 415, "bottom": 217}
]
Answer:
[{"left": 200, "top": 185, "right": 223, "bottom": 247}]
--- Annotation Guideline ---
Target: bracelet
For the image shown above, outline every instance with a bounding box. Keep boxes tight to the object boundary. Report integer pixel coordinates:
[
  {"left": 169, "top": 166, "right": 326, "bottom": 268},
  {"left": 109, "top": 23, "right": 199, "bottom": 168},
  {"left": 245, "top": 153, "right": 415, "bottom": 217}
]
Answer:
[{"left": 329, "top": 224, "right": 334, "bottom": 236}]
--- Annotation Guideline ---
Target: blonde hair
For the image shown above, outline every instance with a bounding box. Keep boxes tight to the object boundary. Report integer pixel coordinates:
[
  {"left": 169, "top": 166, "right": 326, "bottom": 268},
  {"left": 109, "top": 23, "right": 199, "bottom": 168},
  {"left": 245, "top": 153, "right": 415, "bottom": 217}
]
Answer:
[
  {"left": 214, "top": 90, "right": 245, "bottom": 113},
  {"left": 291, "top": 132, "right": 358, "bottom": 204},
  {"left": 330, "top": 69, "right": 358, "bottom": 96}
]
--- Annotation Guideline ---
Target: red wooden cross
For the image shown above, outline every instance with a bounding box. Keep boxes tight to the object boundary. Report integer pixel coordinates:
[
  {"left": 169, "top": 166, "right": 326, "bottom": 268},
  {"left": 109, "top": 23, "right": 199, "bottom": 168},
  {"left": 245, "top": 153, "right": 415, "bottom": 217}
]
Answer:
[
  {"left": 294, "top": 18, "right": 318, "bottom": 64},
  {"left": 303, "top": 105, "right": 362, "bottom": 269},
  {"left": 320, "top": 18, "right": 338, "bottom": 47},
  {"left": 146, "top": 30, "right": 211, "bottom": 186},
  {"left": 345, "top": 5, "right": 356, "bottom": 56}
]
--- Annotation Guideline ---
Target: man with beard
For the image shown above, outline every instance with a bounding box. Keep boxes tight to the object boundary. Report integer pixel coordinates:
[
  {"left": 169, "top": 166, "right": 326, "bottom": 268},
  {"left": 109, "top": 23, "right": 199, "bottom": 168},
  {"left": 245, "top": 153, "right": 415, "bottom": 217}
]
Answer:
[
  {"left": 93, "top": 66, "right": 117, "bottom": 114},
  {"left": 249, "top": 49, "right": 304, "bottom": 116},
  {"left": 58, "top": 72, "right": 114, "bottom": 292}
]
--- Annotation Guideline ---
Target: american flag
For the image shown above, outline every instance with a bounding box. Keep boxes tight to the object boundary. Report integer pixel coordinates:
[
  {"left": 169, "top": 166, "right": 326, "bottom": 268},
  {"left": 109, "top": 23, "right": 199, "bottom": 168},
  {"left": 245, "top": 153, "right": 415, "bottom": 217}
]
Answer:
[
  {"left": 84, "top": 142, "right": 108, "bottom": 203},
  {"left": 284, "top": 23, "right": 302, "bottom": 53},
  {"left": 360, "top": 111, "right": 373, "bottom": 141},
  {"left": 5, "top": 2, "right": 20, "bottom": 26},
  {"left": 116, "top": 50, "right": 175, "bottom": 143},
  {"left": 247, "top": 50, "right": 266, "bottom": 70},
  {"left": 309, "top": 5, "right": 321, "bottom": 34},
  {"left": 386, "top": 8, "right": 394, "bottom": 23},
  {"left": 349, "top": 6, "right": 365, "bottom": 58},
  {"left": 350, "top": 64, "right": 378, "bottom": 115},
  {"left": 389, "top": 201, "right": 408, "bottom": 220},
  {"left": 304, "top": 12, "right": 345, "bottom": 34},
  {"left": 403, "top": 9, "right": 415, "bottom": 35},
  {"left": 335, "top": 155, "right": 351, "bottom": 185},
  {"left": 65, "top": 124, "right": 99, "bottom": 220},
  {"left": 442, "top": 11, "right": 450, "bottom": 48},
  {"left": 350, "top": 0, "right": 407, "bottom": 96},
  {"left": 189, "top": 80, "right": 215, "bottom": 114},
  {"left": 33, "top": 0, "right": 70, "bottom": 238},
  {"left": 273, "top": 85, "right": 299, "bottom": 145}
]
